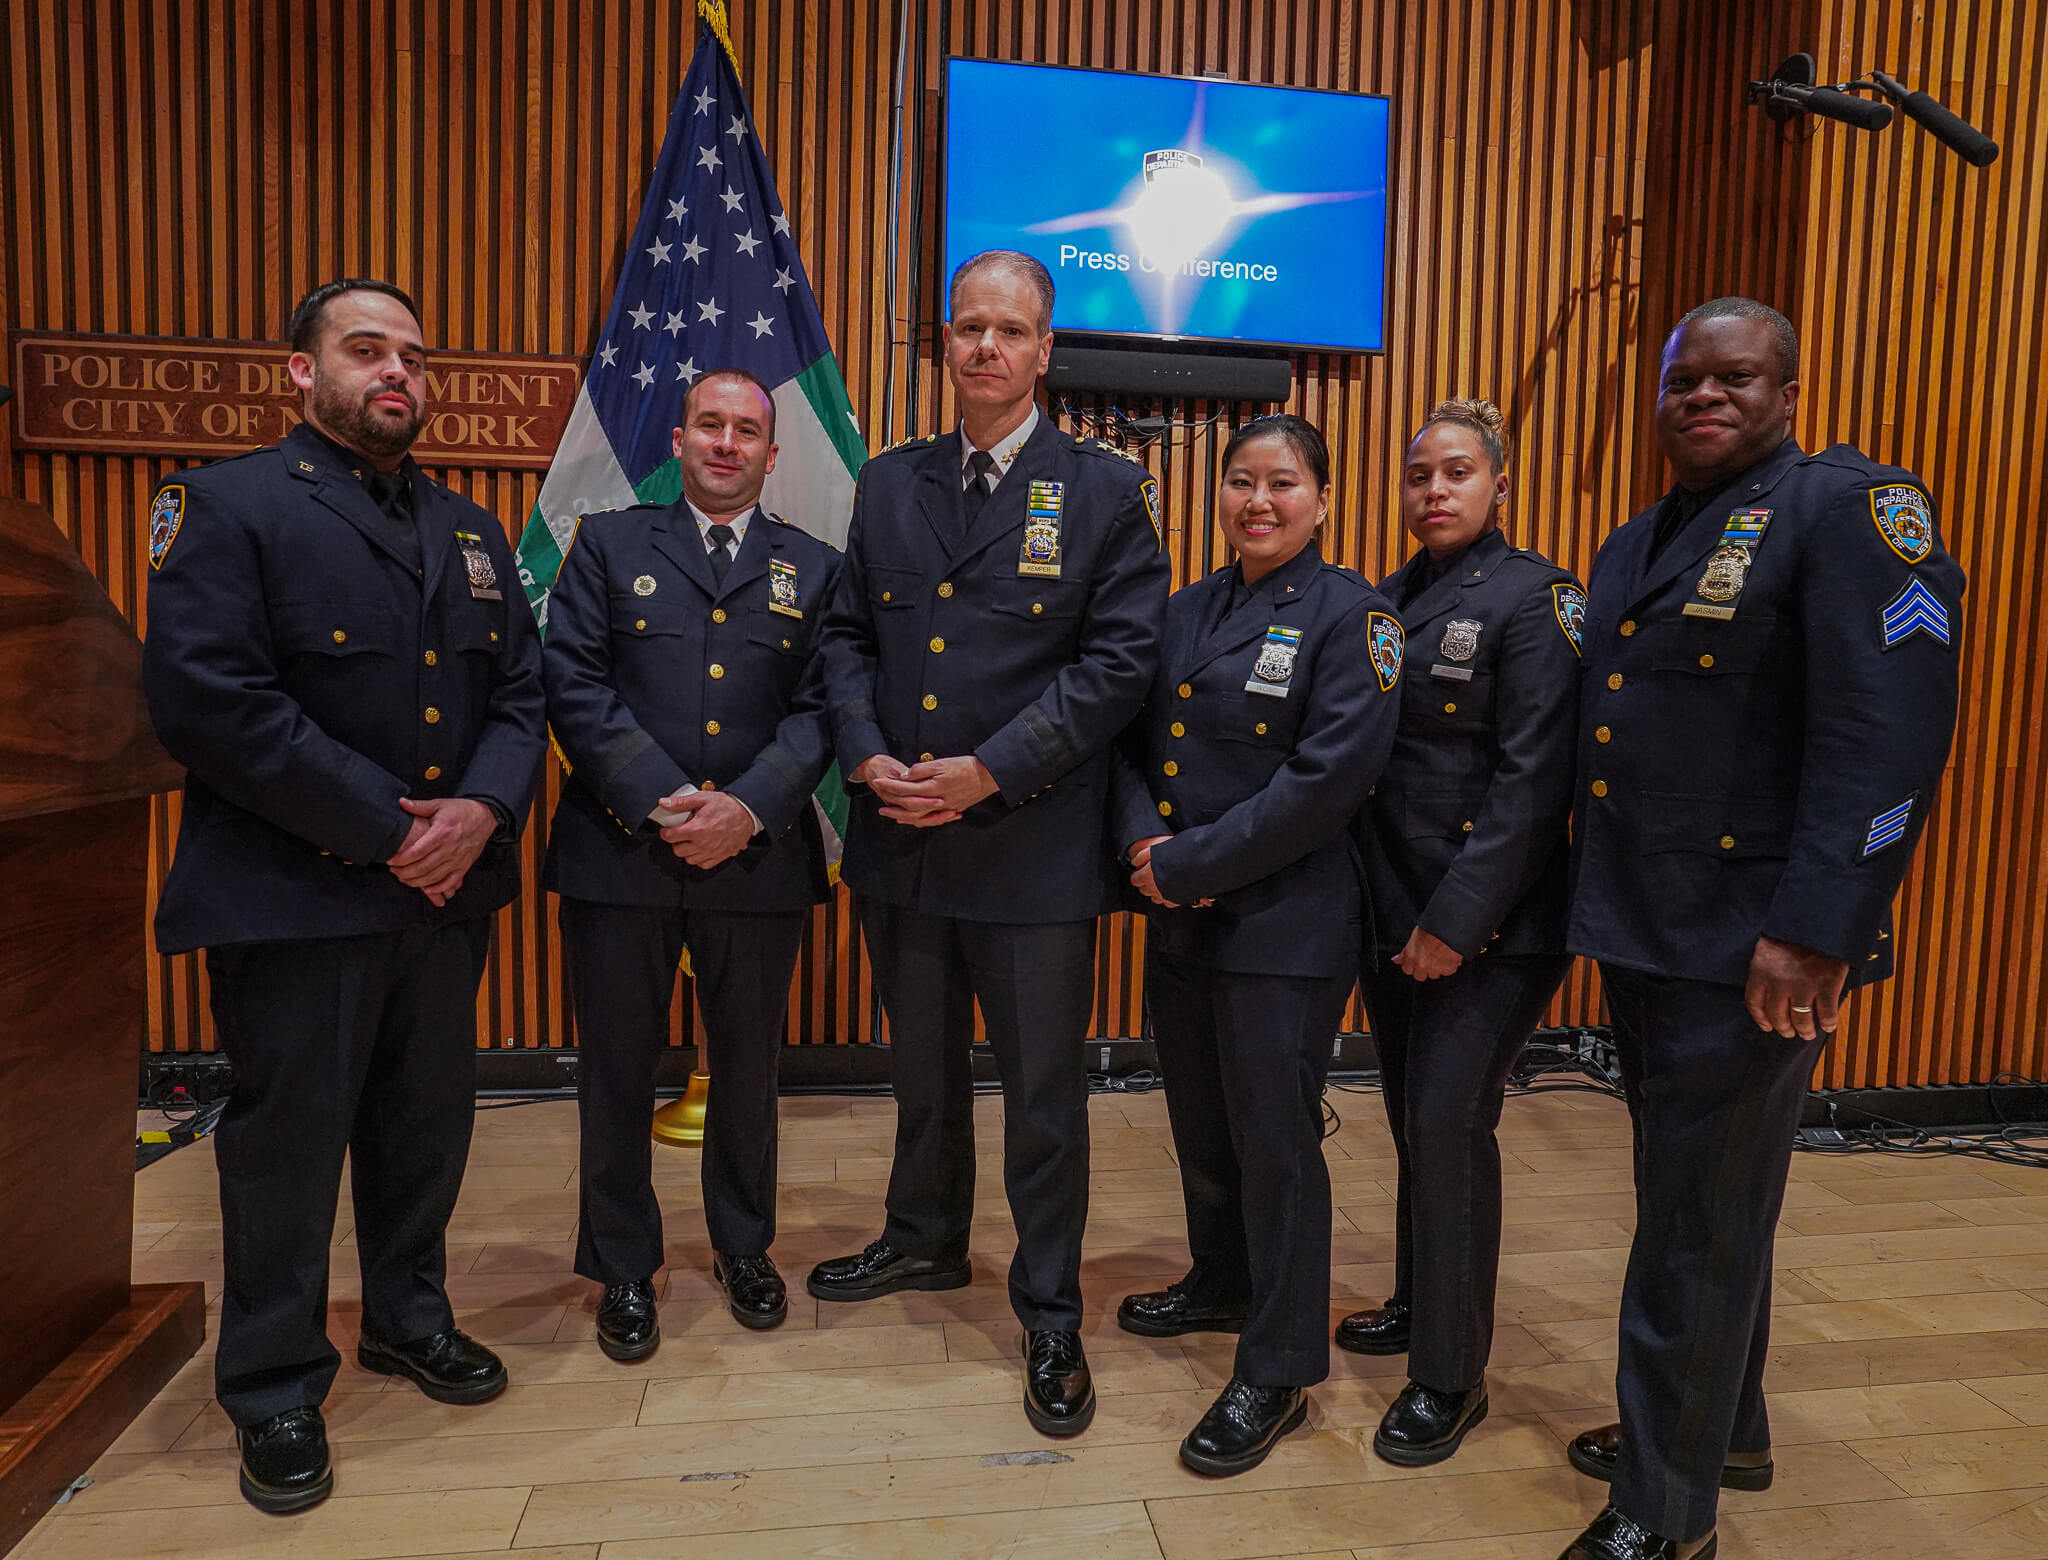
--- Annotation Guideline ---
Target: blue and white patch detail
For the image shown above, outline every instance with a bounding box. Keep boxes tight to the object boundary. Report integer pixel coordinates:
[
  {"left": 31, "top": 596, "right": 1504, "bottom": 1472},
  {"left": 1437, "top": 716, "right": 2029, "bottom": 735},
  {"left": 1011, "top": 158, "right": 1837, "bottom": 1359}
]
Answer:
[
  {"left": 148, "top": 484, "right": 186, "bottom": 569},
  {"left": 1870, "top": 484, "right": 1934, "bottom": 563},
  {"left": 1367, "top": 610, "right": 1404, "bottom": 692},
  {"left": 1880, "top": 576, "right": 1950, "bottom": 648},
  {"left": 1863, "top": 796, "right": 1916, "bottom": 857},
  {"left": 1551, "top": 583, "right": 1586, "bottom": 654}
]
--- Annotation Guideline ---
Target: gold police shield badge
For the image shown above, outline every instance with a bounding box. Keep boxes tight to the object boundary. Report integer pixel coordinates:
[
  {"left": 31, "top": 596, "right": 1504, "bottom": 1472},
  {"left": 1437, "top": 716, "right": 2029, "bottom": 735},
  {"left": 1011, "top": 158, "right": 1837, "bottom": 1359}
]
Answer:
[{"left": 1696, "top": 544, "right": 1752, "bottom": 603}]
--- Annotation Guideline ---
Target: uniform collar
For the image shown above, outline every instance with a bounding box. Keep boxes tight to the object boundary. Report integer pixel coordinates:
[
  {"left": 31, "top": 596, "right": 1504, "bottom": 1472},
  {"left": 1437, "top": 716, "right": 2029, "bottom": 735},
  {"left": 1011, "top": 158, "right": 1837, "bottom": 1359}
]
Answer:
[{"left": 958, "top": 401, "right": 1040, "bottom": 486}]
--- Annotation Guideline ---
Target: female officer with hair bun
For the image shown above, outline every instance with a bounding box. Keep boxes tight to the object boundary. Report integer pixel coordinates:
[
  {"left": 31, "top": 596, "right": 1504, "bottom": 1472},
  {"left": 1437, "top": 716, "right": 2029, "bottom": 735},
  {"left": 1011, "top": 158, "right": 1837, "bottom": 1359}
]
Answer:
[
  {"left": 1108, "top": 413, "right": 1404, "bottom": 1477},
  {"left": 1338, "top": 397, "right": 1584, "bottom": 1468}
]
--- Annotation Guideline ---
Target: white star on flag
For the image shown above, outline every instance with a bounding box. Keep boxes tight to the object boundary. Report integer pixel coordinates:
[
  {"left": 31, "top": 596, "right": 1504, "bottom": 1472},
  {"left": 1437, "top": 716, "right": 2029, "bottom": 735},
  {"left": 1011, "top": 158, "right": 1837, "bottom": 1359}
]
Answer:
[
  {"left": 697, "top": 297, "right": 725, "bottom": 326},
  {"left": 666, "top": 196, "right": 688, "bottom": 222},
  {"left": 720, "top": 188, "right": 745, "bottom": 213},
  {"left": 664, "top": 310, "right": 685, "bottom": 335},
  {"left": 627, "top": 303, "right": 655, "bottom": 330},
  {"left": 735, "top": 230, "right": 762, "bottom": 257},
  {"left": 726, "top": 114, "right": 748, "bottom": 142},
  {"left": 773, "top": 268, "right": 795, "bottom": 293},
  {"left": 693, "top": 87, "right": 714, "bottom": 114},
  {"left": 747, "top": 311, "right": 776, "bottom": 338},
  {"left": 681, "top": 235, "right": 707, "bottom": 263},
  {"left": 772, "top": 211, "right": 791, "bottom": 235},
  {"left": 631, "top": 362, "right": 655, "bottom": 388},
  {"left": 646, "top": 237, "right": 672, "bottom": 265},
  {"left": 676, "top": 357, "right": 699, "bottom": 382},
  {"left": 596, "top": 342, "right": 619, "bottom": 366},
  {"left": 696, "top": 145, "right": 721, "bottom": 172}
]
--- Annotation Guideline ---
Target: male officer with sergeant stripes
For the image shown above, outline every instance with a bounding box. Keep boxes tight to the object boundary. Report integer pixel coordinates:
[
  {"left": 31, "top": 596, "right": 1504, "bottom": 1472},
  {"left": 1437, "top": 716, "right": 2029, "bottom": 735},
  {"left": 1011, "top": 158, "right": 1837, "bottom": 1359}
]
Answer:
[{"left": 1555, "top": 297, "right": 1965, "bottom": 1560}]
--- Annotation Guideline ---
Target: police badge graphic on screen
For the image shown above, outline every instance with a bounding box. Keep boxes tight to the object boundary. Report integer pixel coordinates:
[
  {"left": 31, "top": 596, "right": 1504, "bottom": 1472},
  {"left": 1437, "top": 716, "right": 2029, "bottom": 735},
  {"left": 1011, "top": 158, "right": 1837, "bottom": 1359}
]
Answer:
[{"left": 944, "top": 60, "right": 1391, "bottom": 352}]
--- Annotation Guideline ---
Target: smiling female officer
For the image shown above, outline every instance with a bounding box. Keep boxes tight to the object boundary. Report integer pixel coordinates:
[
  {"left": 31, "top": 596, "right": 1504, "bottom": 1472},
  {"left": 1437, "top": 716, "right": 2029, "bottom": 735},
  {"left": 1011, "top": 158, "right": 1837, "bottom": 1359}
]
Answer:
[
  {"left": 1110, "top": 414, "right": 1403, "bottom": 1476},
  {"left": 1335, "top": 398, "right": 1583, "bottom": 1469}
]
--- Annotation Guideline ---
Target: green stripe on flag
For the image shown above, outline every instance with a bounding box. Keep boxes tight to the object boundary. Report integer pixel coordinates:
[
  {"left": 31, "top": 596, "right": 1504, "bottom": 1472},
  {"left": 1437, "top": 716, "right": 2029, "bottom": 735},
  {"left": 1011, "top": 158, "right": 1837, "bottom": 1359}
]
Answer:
[{"left": 796, "top": 355, "right": 868, "bottom": 476}]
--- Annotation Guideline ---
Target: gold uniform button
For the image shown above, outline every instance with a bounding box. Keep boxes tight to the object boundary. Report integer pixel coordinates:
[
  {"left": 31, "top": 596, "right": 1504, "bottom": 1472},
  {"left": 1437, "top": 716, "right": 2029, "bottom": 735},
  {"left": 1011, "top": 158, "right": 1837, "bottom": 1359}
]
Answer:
[
  {"left": 705, "top": 720, "right": 721, "bottom": 735},
  {"left": 1444, "top": 702, "right": 1457, "bottom": 714},
  {"left": 1170, "top": 722, "right": 1186, "bottom": 738},
  {"left": 1607, "top": 673, "right": 1624, "bottom": 691},
  {"left": 1591, "top": 779, "right": 1608, "bottom": 797},
  {"left": 922, "top": 694, "right": 937, "bottom": 710},
  {"left": 930, "top": 637, "right": 946, "bottom": 653},
  {"left": 1254, "top": 722, "right": 1268, "bottom": 735},
  {"left": 1462, "top": 821, "right": 1475, "bottom": 833},
  {"left": 701, "top": 780, "right": 717, "bottom": 791},
  {"left": 635, "top": 619, "right": 647, "bottom": 631},
  {"left": 1720, "top": 835, "right": 1736, "bottom": 851},
  {"left": 1031, "top": 603, "right": 1043, "bottom": 615},
  {"left": 423, "top": 765, "right": 442, "bottom": 780},
  {"left": 781, "top": 639, "right": 791, "bottom": 649},
  {"left": 1698, "top": 653, "right": 1715, "bottom": 669},
  {"left": 423, "top": 650, "right": 437, "bottom": 666},
  {"left": 1158, "top": 800, "right": 1173, "bottom": 817},
  {"left": 709, "top": 663, "right": 725, "bottom": 678},
  {"left": 712, "top": 608, "right": 727, "bottom": 624},
  {"left": 490, "top": 631, "right": 499, "bottom": 643},
  {"left": 1595, "top": 726, "right": 1612, "bottom": 743},
  {"left": 331, "top": 629, "right": 347, "bottom": 644},
  {"left": 424, "top": 707, "right": 441, "bottom": 724},
  {"left": 881, "top": 590, "right": 893, "bottom": 602},
  {"left": 937, "top": 581, "right": 954, "bottom": 598},
  {"left": 1163, "top": 761, "right": 1179, "bottom": 777},
  {"left": 920, "top": 751, "right": 934, "bottom": 762},
  {"left": 1177, "top": 683, "right": 1193, "bottom": 698},
  {"left": 1620, "top": 620, "right": 1637, "bottom": 637}
]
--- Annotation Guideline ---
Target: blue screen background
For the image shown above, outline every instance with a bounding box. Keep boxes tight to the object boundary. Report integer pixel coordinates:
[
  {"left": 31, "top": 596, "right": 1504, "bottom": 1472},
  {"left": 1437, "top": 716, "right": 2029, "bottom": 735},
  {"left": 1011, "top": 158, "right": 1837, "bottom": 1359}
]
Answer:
[{"left": 943, "top": 60, "right": 1390, "bottom": 352}]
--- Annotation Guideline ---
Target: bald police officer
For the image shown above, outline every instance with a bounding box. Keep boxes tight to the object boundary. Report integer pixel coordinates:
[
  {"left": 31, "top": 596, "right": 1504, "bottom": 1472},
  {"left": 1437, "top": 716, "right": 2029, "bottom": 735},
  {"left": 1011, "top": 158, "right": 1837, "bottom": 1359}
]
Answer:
[
  {"left": 143, "top": 279, "right": 546, "bottom": 1513},
  {"left": 809, "top": 251, "right": 1170, "bottom": 1436},
  {"left": 1556, "top": 298, "right": 1965, "bottom": 1560}
]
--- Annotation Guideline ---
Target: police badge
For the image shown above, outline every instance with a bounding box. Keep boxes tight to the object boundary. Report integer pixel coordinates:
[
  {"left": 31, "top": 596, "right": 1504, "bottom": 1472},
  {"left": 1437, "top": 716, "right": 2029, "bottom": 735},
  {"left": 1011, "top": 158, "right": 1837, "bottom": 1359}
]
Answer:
[
  {"left": 1869, "top": 484, "right": 1934, "bottom": 563},
  {"left": 455, "top": 531, "right": 501, "bottom": 599},
  {"left": 633, "top": 574, "right": 658, "bottom": 596},
  {"left": 767, "top": 558, "right": 803, "bottom": 618},
  {"left": 1246, "top": 625, "right": 1303, "bottom": 697},
  {"left": 1682, "top": 509, "right": 1772, "bottom": 620},
  {"left": 149, "top": 484, "right": 186, "bottom": 570},
  {"left": 1018, "top": 479, "right": 1064, "bottom": 578},
  {"left": 1440, "top": 620, "right": 1481, "bottom": 660},
  {"left": 1696, "top": 546, "right": 1751, "bottom": 602}
]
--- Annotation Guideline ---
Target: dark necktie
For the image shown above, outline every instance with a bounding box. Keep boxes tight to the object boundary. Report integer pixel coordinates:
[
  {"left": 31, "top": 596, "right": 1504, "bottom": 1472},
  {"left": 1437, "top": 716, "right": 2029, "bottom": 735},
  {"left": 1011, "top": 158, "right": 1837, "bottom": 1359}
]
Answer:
[
  {"left": 962, "top": 450, "right": 997, "bottom": 529},
  {"left": 363, "top": 469, "right": 420, "bottom": 570},
  {"left": 706, "top": 523, "right": 736, "bottom": 586},
  {"left": 1648, "top": 487, "right": 1708, "bottom": 563}
]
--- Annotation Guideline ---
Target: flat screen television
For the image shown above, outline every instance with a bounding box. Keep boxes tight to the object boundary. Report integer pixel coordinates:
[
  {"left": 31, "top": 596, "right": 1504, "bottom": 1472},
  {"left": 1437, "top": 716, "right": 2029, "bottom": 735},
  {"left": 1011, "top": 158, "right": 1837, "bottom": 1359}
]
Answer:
[{"left": 942, "top": 59, "right": 1392, "bottom": 354}]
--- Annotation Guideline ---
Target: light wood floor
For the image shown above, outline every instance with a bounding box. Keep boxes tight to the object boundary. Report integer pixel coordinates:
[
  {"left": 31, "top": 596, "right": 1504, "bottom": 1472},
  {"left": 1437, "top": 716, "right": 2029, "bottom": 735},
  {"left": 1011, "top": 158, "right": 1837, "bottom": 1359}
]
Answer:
[{"left": 19, "top": 1085, "right": 2048, "bottom": 1559}]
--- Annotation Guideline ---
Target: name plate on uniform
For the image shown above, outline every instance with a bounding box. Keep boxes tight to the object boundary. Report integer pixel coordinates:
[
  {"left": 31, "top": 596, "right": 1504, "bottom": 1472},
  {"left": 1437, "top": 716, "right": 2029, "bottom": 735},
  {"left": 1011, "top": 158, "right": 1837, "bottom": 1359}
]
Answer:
[{"left": 1682, "top": 509, "right": 1772, "bottom": 621}]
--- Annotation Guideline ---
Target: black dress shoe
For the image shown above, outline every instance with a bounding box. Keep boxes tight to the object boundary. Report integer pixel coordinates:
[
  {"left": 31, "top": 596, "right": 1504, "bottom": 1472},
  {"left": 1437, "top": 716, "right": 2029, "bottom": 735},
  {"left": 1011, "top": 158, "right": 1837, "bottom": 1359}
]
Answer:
[
  {"left": 357, "top": 1327, "right": 508, "bottom": 1404},
  {"left": 1558, "top": 1504, "right": 1717, "bottom": 1560},
  {"left": 1022, "top": 1329, "right": 1095, "bottom": 1436},
  {"left": 715, "top": 1252, "right": 788, "bottom": 1329},
  {"left": 1372, "top": 1379, "right": 1489, "bottom": 1466},
  {"left": 1568, "top": 1421, "right": 1774, "bottom": 1492},
  {"left": 1334, "top": 1299, "right": 1411, "bottom": 1355},
  {"left": 236, "top": 1406, "right": 333, "bottom": 1513},
  {"left": 805, "top": 1237, "right": 970, "bottom": 1302},
  {"left": 1116, "top": 1276, "right": 1248, "bottom": 1338},
  {"left": 596, "top": 1277, "right": 661, "bottom": 1361},
  {"left": 1178, "top": 1378, "right": 1309, "bottom": 1476}
]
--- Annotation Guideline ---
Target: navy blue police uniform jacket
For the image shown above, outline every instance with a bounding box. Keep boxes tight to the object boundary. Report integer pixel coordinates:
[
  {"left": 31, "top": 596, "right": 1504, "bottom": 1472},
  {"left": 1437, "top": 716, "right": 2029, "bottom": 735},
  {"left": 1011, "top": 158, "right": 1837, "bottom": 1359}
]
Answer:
[
  {"left": 142, "top": 422, "right": 547, "bottom": 955},
  {"left": 540, "top": 500, "right": 842, "bottom": 913},
  {"left": 1109, "top": 542, "right": 1404, "bottom": 978},
  {"left": 1361, "top": 527, "right": 1583, "bottom": 963},
  {"left": 817, "top": 416, "right": 1170, "bottom": 923},
  {"left": 1569, "top": 439, "right": 1966, "bottom": 988}
]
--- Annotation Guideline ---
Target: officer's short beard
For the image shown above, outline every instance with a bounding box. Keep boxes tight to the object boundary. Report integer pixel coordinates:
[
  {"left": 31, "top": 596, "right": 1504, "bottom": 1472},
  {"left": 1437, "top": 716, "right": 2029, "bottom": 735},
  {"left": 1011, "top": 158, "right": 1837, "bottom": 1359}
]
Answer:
[{"left": 310, "top": 370, "right": 423, "bottom": 460}]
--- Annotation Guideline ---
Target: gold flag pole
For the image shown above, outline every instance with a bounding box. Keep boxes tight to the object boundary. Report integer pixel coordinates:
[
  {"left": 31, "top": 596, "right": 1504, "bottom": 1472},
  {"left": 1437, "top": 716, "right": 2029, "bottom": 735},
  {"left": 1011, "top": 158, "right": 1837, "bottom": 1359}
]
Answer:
[{"left": 652, "top": 949, "right": 708, "bottom": 1145}]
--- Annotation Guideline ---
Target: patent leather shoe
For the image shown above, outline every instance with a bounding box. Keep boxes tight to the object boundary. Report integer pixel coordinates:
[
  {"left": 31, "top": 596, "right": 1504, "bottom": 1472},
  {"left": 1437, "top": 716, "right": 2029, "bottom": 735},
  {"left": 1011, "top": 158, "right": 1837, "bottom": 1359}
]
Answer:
[
  {"left": 1557, "top": 1505, "right": 1717, "bottom": 1560},
  {"left": 1568, "top": 1421, "right": 1773, "bottom": 1491},
  {"left": 806, "top": 1236, "right": 970, "bottom": 1302},
  {"left": 1372, "top": 1378, "right": 1488, "bottom": 1466},
  {"left": 356, "top": 1327, "right": 508, "bottom": 1404},
  {"left": 595, "top": 1277, "right": 661, "bottom": 1361},
  {"left": 236, "top": 1405, "right": 333, "bottom": 1513},
  {"left": 1116, "top": 1276, "right": 1247, "bottom": 1337},
  {"left": 1022, "top": 1329, "right": 1095, "bottom": 1436},
  {"left": 1178, "top": 1378, "right": 1308, "bottom": 1476},
  {"left": 715, "top": 1252, "right": 788, "bottom": 1329},
  {"left": 1334, "top": 1299, "right": 1411, "bottom": 1355}
]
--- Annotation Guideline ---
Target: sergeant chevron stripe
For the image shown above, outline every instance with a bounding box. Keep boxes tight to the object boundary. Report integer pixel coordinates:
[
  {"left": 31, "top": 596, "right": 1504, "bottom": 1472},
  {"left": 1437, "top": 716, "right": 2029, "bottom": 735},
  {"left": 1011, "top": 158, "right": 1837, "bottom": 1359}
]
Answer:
[
  {"left": 1863, "top": 796, "right": 1916, "bottom": 856},
  {"left": 1880, "top": 576, "right": 1950, "bottom": 648}
]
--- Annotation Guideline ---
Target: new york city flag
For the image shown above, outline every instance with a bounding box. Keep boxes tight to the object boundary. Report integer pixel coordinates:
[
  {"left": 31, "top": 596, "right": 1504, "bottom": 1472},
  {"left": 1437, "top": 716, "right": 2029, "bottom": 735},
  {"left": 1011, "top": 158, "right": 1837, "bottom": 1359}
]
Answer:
[{"left": 515, "top": 1, "right": 862, "bottom": 858}]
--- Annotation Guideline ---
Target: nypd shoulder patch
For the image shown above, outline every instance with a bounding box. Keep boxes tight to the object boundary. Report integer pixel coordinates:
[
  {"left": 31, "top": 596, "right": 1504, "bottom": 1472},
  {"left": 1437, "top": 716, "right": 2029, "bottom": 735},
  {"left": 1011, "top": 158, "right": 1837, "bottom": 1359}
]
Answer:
[
  {"left": 1551, "top": 582, "right": 1587, "bottom": 655},
  {"left": 149, "top": 484, "right": 186, "bottom": 570},
  {"left": 1863, "top": 794, "right": 1917, "bottom": 857},
  {"left": 1139, "top": 476, "right": 1163, "bottom": 548},
  {"left": 1880, "top": 576, "right": 1950, "bottom": 649},
  {"left": 1870, "top": 484, "right": 1935, "bottom": 564},
  {"left": 1367, "top": 610, "right": 1404, "bottom": 692}
]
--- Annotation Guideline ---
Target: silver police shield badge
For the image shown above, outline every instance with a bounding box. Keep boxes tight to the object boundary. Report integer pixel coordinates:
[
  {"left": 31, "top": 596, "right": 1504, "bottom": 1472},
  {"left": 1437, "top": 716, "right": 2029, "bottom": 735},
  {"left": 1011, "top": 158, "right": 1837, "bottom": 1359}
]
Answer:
[
  {"left": 1439, "top": 619, "right": 1482, "bottom": 662},
  {"left": 1253, "top": 639, "right": 1296, "bottom": 683}
]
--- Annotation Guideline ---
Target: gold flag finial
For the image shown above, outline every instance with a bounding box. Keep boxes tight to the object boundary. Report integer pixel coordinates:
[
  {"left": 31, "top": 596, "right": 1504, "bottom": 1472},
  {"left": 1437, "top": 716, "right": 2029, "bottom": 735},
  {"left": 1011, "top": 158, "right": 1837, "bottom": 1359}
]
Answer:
[{"left": 697, "top": 0, "right": 739, "bottom": 71}]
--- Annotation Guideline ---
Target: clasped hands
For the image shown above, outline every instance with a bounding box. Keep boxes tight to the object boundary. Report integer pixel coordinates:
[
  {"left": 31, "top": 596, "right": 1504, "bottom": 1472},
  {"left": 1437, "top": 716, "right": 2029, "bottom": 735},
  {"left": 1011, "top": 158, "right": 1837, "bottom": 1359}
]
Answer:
[
  {"left": 655, "top": 789, "right": 758, "bottom": 869},
  {"left": 388, "top": 796, "right": 496, "bottom": 906},
  {"left": 855, "top": 753, "right": 998, "bottom": 826}
]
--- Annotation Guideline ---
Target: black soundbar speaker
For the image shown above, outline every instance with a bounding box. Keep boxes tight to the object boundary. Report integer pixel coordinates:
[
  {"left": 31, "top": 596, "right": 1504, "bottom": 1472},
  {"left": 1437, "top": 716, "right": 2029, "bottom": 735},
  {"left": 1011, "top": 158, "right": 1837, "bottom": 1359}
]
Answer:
[{"left": 1047, "top": 345, "right": 1294, "bottom": 403}]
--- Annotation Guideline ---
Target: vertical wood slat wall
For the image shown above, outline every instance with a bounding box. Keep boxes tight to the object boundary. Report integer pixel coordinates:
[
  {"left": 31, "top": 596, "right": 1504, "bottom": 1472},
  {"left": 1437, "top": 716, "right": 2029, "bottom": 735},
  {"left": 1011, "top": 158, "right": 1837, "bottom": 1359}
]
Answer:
[{"left": 2, "top": 0, "right": 2039, "bottom": 1086}]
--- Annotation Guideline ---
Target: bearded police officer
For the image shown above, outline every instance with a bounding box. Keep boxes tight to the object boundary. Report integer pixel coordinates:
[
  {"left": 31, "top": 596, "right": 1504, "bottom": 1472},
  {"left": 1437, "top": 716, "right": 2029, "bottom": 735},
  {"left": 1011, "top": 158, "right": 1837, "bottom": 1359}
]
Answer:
[
  {"left": 143, "top": 279, "right": 546, "bottom": 1514},
  {"left": 1557, "top": 298, "right": 1965, "bottom": 1560},
  {"left": 809, "top": 251, "right": 1169, "bottom": 1436},
  {"left": 543, "top": 368, "right": 841, "bottom": 1351}
]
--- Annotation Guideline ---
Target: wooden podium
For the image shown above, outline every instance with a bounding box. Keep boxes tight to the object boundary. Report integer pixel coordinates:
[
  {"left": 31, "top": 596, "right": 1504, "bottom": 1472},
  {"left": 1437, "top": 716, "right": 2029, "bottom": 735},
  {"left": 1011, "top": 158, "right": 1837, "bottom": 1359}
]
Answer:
[{"left": 0, "top": 495, "right": 204, "bottom": 1552}]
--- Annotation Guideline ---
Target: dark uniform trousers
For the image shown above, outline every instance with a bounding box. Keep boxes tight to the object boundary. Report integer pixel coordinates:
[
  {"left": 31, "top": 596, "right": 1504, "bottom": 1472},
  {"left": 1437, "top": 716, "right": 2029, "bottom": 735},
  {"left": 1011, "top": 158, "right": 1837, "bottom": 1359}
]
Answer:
[
  {"left": 564, "top": 903, "right": 804, "bottom": 1277},
  {"left": 1601, "top": 967, "right": 1824, "bottom": 1542},
  {"left": 865, "top": 899, "right": 1096, "bottom": 1332},
  {"left": 206, "top": 919, "right": 492, "bottom": 1426},
  {"left": 1114, "top": 543, "right": 1403, "bottom": 1387},
  {"left": 1360, "top": 951, "right": 1570, "bottom": 1391}
]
